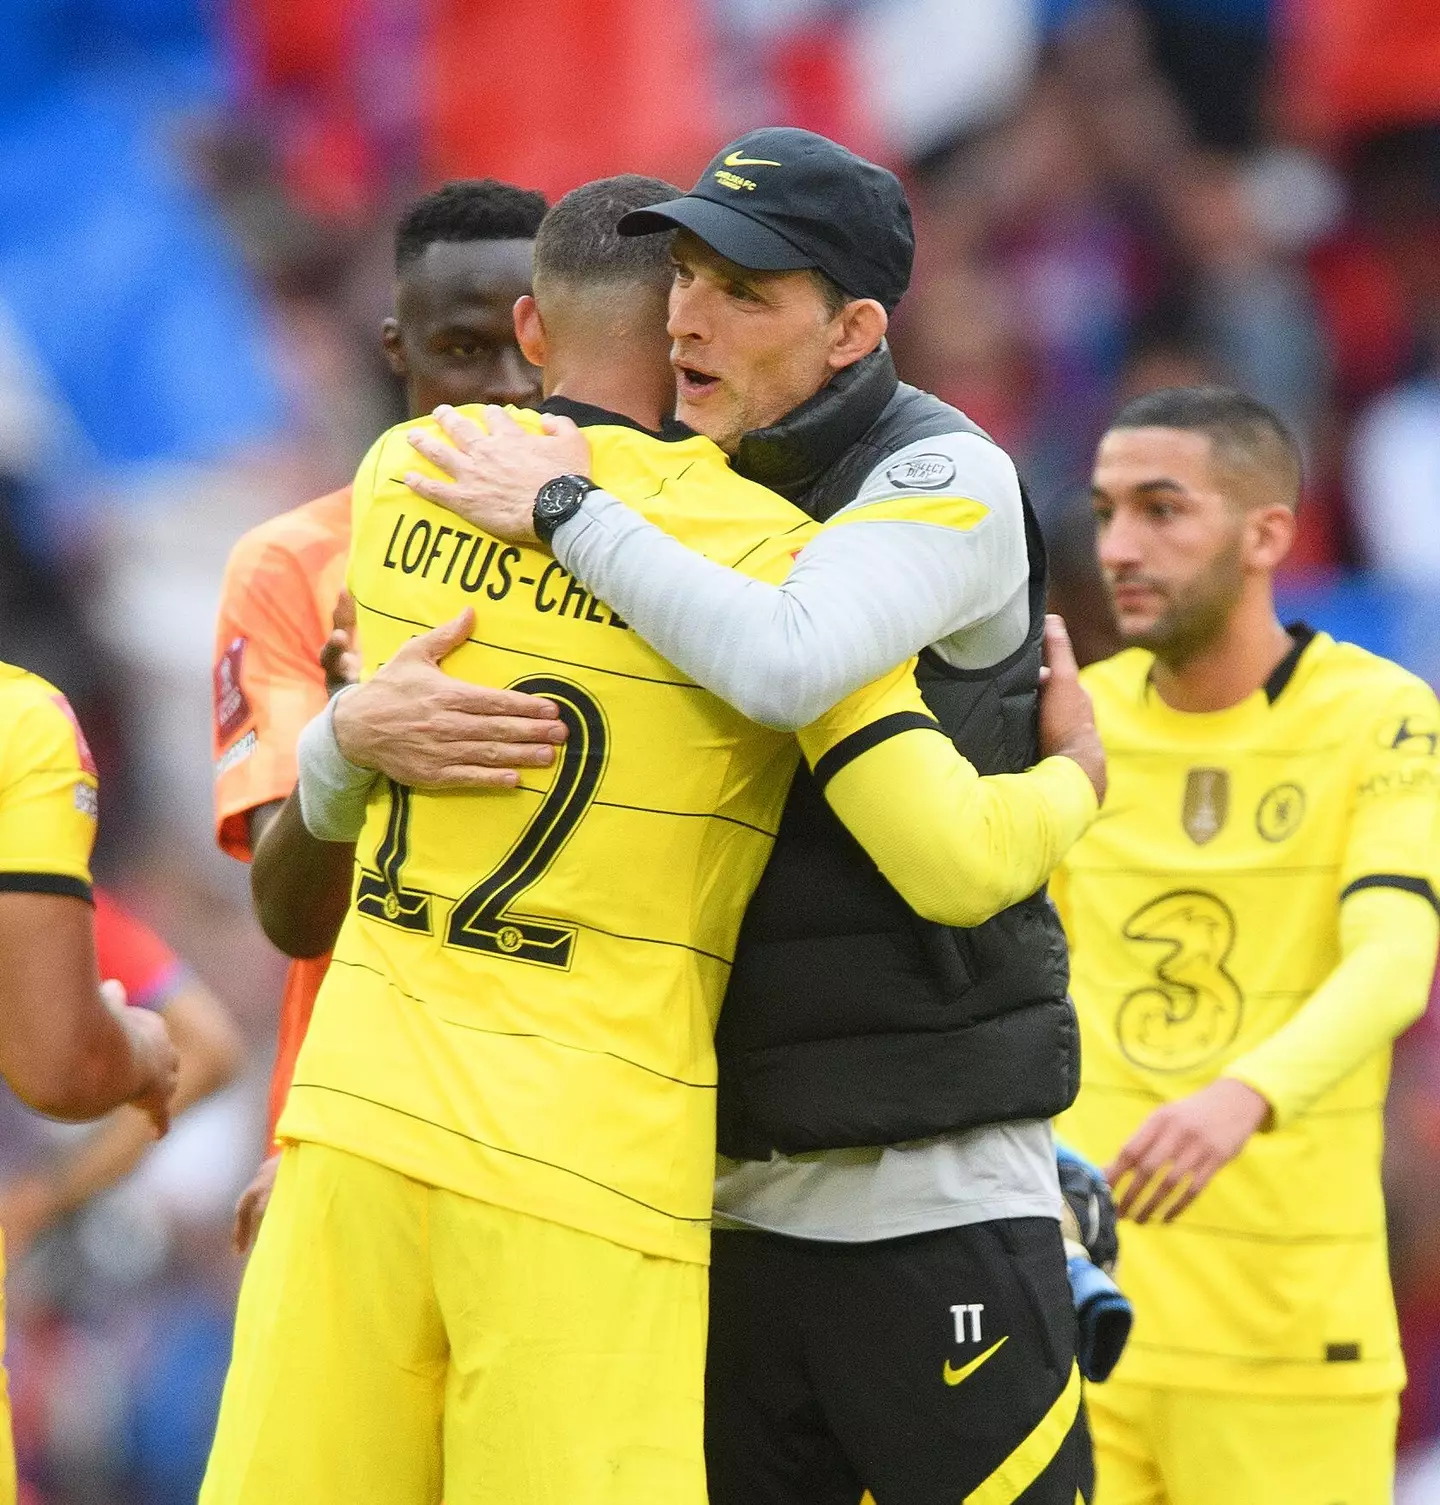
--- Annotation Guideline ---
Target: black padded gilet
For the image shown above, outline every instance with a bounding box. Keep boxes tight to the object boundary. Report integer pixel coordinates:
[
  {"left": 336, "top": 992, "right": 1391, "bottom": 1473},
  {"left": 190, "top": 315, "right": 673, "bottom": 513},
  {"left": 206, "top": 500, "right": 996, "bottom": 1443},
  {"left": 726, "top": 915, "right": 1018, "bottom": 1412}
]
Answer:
[{"left": 714, "top": 349, "right": 1079, "bottom": 1159}]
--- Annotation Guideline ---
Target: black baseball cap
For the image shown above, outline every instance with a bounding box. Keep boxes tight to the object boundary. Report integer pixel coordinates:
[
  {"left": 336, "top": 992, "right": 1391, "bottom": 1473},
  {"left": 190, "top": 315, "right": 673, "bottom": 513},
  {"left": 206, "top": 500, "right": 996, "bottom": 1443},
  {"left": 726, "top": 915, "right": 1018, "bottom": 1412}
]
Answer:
[{"left": 617, "top": 127, "right": 915, "bottom": 313}]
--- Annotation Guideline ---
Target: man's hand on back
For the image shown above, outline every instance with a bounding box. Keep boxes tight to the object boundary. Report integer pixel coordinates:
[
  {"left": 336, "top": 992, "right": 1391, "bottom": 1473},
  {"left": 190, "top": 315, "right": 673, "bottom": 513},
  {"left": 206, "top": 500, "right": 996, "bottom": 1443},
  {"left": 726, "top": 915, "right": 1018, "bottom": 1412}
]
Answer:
[
  {"left": 404, "top": 404, "right": 592, "bottom": 547},
  {"left": 1038, "top": 614, "right": 1106, "bottom": 804},
  {"left": 332, "top": 607, "right": 569, "bottom": 789}
]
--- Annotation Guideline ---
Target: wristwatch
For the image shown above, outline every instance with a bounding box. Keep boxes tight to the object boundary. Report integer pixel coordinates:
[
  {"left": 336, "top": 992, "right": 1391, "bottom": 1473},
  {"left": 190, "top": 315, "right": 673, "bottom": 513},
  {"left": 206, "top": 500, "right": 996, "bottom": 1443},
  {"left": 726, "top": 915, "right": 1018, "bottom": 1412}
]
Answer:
[{"left": 533, "top": 474, "right": 597, "bottom": 546}]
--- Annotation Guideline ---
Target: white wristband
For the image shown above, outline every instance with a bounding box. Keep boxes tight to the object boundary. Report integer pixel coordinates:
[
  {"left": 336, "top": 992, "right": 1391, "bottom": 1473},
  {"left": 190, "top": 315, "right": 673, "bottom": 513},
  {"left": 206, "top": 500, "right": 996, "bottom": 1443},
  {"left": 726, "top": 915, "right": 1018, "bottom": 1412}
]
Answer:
[{"left": 296, "top": 687, "right": 379, "bottom": 842}]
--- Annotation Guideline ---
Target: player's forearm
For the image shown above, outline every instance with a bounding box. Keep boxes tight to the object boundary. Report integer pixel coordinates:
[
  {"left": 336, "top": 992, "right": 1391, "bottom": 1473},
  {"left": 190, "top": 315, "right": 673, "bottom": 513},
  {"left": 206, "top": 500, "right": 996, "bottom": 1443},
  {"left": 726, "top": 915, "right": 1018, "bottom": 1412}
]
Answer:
[
  {"left": 817, "top": 729, "right": 1098, "bottom": 927},
  {"left": 31, "top": 1016, "right": 157, "bottom": 1123},
  {"left": 0, "top": 895, "right": 152, "bottom": 1119},
  {"left": 1226, "top": 887, "right": 1439, "bottom": 1126},
  {"left": 555, "top": 495, "right": 1010, "bottom": 730},
  {"left": 251, "top": 792, "right": 355, "bottom": 958}
]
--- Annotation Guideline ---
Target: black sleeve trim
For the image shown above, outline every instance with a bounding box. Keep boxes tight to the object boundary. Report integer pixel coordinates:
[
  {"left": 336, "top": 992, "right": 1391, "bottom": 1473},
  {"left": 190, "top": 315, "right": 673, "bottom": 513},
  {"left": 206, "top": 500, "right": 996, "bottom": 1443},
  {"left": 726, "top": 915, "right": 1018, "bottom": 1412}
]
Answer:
[
  {"left": 1340, "top": 873, "right": 1440, "bottom": 918},
  {"left": 811, "top": 712, "right": 946, "bottom": 790},
  {"left": 0, "top": 872, "right": 94, "bottom": 903}
]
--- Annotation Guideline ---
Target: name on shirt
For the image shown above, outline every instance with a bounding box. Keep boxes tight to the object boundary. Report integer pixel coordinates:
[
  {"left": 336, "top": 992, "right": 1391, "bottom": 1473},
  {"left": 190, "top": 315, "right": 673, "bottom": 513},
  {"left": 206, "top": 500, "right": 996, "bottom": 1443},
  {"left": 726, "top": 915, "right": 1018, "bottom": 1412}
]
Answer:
[{"left": 381, "top": 513, "right": 629, "bottom": 632}]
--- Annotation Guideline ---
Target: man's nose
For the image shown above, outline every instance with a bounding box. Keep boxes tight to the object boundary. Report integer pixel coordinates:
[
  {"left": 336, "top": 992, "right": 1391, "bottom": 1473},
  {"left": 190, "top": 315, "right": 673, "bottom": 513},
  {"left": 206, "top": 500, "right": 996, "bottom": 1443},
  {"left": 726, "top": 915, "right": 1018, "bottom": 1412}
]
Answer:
[
  {"left": 667, "top": 279, "right": 708, "bottom": 343},
  {"left": 1096, "top": 510, "right": 1143, "bottom": 572}
]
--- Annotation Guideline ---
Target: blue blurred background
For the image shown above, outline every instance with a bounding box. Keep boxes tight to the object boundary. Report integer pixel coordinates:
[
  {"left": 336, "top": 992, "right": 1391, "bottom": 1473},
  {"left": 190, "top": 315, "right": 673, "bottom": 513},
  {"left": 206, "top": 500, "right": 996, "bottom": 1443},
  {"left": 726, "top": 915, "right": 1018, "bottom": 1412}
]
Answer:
[{"left": 2, "top": 0, "right": 1439, "bottom": 1499}]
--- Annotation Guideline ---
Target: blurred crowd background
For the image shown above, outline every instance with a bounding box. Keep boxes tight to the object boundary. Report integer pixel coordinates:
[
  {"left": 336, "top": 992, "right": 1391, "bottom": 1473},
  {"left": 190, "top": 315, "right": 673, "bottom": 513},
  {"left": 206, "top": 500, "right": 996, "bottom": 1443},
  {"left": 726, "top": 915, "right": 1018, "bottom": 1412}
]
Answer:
[{"left": 2, "top": 0, "right": 1440, "bottom": 1499}]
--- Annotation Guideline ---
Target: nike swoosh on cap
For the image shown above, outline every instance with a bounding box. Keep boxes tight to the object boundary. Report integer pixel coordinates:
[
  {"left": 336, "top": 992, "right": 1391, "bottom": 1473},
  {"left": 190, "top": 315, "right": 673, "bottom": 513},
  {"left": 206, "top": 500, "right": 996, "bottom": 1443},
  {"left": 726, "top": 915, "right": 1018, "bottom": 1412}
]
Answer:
[
  {"left": 723, "top": 151, "right": 782, "bottom": 168},
  {"left": 942, "top": 1335, "right": 1009, "bottom": 1387}
]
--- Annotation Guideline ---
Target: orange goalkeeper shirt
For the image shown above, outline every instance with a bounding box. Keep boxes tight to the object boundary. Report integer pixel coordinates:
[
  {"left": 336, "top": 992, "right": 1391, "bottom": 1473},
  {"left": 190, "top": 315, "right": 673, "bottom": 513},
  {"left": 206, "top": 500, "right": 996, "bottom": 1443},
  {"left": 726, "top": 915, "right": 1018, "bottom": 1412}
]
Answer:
[{"left": 212, "top": 488, "right": 350, "bottom": 1140}]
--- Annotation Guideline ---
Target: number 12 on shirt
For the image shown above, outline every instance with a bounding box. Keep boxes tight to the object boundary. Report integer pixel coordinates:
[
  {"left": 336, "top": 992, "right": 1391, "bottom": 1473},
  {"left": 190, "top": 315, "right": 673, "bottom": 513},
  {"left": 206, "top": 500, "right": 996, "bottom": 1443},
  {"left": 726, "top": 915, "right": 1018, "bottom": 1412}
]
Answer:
[{"left": 355, "top": 676, "right": 609, "bottom": 971}]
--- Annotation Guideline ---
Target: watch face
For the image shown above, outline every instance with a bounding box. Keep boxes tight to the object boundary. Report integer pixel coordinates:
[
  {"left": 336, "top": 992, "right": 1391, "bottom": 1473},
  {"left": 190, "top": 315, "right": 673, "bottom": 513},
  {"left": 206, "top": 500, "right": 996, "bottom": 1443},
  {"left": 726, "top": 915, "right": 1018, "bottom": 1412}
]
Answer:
[
  {"left": 535, "top": 474, "right": 593, "bottom": 542},
  {"left": 539, "top": 476, "right": 584, "bottom": 512}
]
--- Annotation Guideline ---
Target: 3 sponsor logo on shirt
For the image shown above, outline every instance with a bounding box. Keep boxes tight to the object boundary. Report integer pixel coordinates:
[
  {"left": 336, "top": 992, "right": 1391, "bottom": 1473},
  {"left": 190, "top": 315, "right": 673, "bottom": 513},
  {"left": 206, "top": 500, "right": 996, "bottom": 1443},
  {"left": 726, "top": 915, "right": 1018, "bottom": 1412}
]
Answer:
[{"left": 1115, "top": 889, "right": 1245, "bottom": 1073}]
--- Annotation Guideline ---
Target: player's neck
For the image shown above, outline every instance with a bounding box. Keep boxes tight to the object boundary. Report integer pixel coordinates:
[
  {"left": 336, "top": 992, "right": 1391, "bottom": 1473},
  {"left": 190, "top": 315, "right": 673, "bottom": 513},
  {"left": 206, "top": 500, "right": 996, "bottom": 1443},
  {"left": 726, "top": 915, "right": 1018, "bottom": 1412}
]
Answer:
[
  {"left": 542, "top": 358, "right": 669, "bottom": 434},
  {"left": 1150, "top": 591, "right": 1294, "bottom": 714}
]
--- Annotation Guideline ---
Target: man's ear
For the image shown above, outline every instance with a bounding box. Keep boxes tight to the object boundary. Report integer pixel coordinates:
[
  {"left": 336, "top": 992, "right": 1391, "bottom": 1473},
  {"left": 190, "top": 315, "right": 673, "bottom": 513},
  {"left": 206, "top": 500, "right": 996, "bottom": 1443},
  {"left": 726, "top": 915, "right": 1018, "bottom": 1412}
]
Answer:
[
  {"left": 380, "top": 318, "right": 407, "bottom": 378},
  {"left": 827, "top": 299, "right": 888, "bottom": 373},
  {"left": 514, "top": 295, "right": 546, "bottom": 369},
  {"left": 1247, "top": 504, "right": 1298, "bottom": 574}
]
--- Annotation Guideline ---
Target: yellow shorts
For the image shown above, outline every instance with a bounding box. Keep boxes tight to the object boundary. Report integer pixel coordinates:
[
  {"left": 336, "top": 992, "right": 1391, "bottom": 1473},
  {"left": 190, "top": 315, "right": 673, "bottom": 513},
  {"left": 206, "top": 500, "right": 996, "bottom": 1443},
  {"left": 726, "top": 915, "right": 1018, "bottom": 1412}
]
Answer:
[
  {"left": 1088, "top": 1379, "right": 1398, "bottom": 1505},
  {"left": 200, "top": 1142, "right": 708, "bottom": 1505}
]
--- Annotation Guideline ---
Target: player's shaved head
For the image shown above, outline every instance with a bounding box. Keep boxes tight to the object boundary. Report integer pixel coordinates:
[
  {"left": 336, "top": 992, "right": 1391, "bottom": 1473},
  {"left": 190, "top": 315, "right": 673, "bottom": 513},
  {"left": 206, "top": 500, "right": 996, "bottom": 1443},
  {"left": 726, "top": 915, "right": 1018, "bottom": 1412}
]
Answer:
[
  {"left": 532, "top": 175, "right": 679, "bottom": 308},
  {"left": 515, "top": 176, "right": 681, "bottom": 425},
  {"left": 1107, "top": 386, "right": 1302, "bottom": 512}
]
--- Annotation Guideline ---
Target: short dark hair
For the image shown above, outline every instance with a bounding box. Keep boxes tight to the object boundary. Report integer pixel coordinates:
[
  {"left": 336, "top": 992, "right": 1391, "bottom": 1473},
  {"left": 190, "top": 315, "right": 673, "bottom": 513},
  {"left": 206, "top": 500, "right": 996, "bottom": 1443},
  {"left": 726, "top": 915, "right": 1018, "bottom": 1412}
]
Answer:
[
  {"left": 810, "top": 267, "right": 850, "bottom": 320},
  {"left": 1108, "top": 385, "right": 1303, "bottom": 506},
  {"left": 534, "top": 175, "right": 679, "bottom": 289},
  {"left": 395, "top": 180, "right": 548, "bottom": 272}
]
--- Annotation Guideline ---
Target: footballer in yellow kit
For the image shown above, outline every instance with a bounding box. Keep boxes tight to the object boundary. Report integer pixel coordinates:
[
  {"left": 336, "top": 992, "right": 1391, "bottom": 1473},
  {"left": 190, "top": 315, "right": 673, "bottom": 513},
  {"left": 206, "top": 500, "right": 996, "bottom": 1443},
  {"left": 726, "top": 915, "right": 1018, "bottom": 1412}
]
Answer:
[
  {"left": 200, "top": 398, "right": 1096, "bottom": 1505},
  {"left": 1054, "top": 389, "right": 1440, "bottom": 1505},
  {"left": 0, "top": 663, "right": 104, "bottom": 1502}
]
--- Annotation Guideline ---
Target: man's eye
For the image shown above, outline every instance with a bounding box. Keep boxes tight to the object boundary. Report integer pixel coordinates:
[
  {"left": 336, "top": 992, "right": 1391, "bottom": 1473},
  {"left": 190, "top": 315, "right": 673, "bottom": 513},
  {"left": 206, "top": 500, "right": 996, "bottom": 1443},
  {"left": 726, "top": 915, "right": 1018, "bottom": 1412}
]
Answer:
[
  {"left": 445, "top": 344, "right": 481, "bottom": 360},
  {"left": 672, "top": 264, "right": 693, "bottom": 286},
  {"left": 1147, "top": 503, "right": 1175, "bottom": 522}
]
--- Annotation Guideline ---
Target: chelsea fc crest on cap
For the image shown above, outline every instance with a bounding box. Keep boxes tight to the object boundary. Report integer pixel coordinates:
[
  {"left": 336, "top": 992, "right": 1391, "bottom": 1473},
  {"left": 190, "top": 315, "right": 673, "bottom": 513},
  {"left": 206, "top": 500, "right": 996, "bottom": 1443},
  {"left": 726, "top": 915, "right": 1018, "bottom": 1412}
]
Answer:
[
  {"left": 617, "top": 126, "right": 916, "bottom": 313},
  {"left": 1182, "top": 768, "right": 1229, "bottom": 845}
]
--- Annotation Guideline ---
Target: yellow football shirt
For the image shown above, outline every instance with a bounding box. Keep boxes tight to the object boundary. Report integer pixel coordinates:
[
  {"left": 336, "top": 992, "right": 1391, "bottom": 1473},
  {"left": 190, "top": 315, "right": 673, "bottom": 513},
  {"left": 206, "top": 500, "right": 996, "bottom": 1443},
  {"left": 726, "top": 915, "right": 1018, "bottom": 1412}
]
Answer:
[
  {"left": 1055, "top": 630, "right": 1440, "bottom": 1396},
  {"left": 280, "top": 413, "right": 929, "bottom": 1265},
  {"left": 0, "top": 662, "right": 101, "bottom": 1503},
  {"left": 0, "top": 662, "right": 99, "bottom": 899}
]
